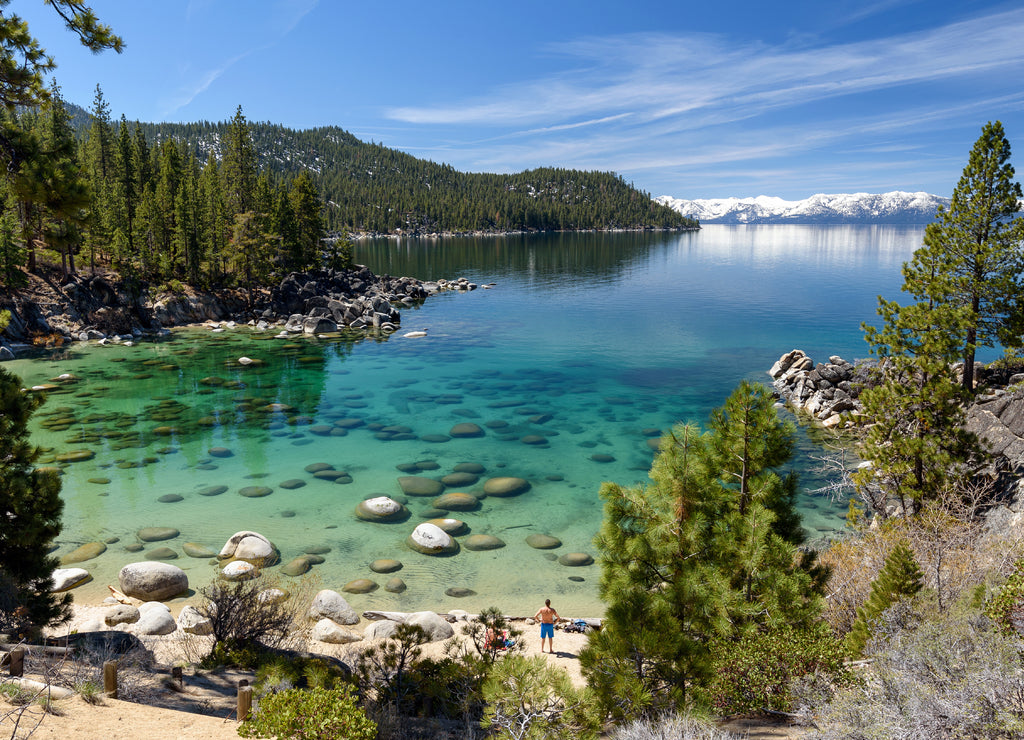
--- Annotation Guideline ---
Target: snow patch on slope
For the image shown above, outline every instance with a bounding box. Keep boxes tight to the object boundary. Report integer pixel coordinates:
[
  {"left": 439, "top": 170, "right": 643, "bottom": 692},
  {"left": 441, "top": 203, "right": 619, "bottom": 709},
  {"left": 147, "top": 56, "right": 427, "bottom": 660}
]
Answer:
[{"left": 654, "top": 191, "right": 950, "bottom": 224}]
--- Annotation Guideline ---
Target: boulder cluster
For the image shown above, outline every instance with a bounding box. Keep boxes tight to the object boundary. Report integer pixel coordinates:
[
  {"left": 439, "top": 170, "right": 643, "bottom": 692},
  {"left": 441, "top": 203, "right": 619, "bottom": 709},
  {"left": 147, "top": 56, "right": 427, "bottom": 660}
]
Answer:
[
  {"left": 769, "top": 349, "right": 868, "bottom": 427},
  {"left": 271, "top": 267, "right": 428, "bottom": 333},
  {"left": 1, "top": 266, "right": 480, "bottom": 358}
]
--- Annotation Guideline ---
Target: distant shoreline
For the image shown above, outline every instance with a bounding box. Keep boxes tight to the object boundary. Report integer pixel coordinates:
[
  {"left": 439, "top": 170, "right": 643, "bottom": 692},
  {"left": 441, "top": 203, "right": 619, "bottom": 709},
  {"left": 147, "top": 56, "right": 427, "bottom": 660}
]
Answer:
[{"left": 344, "top": 225, "right": 701, "bottom": 240}]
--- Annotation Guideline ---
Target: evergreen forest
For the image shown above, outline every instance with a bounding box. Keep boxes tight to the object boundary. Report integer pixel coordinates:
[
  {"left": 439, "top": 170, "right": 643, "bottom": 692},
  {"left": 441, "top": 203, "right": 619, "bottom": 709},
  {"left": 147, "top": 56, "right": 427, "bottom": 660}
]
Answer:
[{"left": 0, "top": 86, "right": 693, "bottom": 290}]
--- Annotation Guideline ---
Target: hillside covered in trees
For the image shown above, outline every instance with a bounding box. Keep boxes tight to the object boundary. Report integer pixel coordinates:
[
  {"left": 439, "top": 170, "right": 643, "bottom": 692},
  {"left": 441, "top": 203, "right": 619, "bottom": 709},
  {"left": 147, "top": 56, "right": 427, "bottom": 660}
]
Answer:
[
  {"left": 0, "top": 89, "right": 691, "bottom": 292},
  {"left": 92, "top": 103, "right": 696, "bottom": 235},
  {"left": 125, "top": 114, "right": 688, "bottom": 234}
]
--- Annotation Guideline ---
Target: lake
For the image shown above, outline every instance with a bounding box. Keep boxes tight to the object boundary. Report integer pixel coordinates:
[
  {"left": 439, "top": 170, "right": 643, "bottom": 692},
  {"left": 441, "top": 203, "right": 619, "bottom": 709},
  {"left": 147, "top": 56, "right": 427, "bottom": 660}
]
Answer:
[{"left": 8, "top": 225, "right": 924, "bottom": 616}]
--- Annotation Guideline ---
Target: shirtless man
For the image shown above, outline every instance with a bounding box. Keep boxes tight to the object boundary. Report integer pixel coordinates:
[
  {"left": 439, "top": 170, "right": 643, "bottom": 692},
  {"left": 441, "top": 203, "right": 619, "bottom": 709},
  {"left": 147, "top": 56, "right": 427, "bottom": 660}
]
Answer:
[{"left": 533, "top": 598, "right": 560, "bottom": 654}]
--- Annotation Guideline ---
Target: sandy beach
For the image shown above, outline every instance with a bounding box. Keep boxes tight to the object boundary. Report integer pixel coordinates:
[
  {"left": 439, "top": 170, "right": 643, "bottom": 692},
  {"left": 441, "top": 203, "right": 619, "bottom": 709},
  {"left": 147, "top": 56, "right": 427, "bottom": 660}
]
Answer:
[{"left": 1, "top": 598, "right": 597, "bottom": 740}]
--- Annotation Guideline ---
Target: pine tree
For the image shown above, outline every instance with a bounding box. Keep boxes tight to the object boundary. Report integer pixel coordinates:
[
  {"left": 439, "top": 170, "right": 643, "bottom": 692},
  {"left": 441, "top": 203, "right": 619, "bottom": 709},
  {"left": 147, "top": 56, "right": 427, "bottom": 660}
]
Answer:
[
  {"left": 110, "top": 116, "right": 136, "bottom": 274},
  {"left": 229, "top": 211, "right": 272, "bottom": 309},
  {"left": 580, "top": 423, "right": 726, "bottom": 717},
  {"left": 845, "top": 540, "right": 923, "bottom": 656},
  {"left": 0, "top": 2, "right": 121, "bottom": 111},
  {"left": 580, "top": 384, "right": 825, "bottom": 718},
  {"left": 0, "top": 368, "right": 71, "bottom": 636},
  {"left": 221, "top": 106, "right": 256, "bottom": 217},
  {"left": 288, "top": 171, "right": 323, "bottom": 270},
  {"left": 902, "top": 121, "right": 1024, "bottom": 392},
  {"left": 84, "top": 84, "right": 114, "bottom": 271},
  {"left": 858, "top": 296, "right": 984, "bottom": 517},
  {"left": 36, "top": 83, "right": 89, "bottom": 276},
  {"left": 706, "top": 381, "right": 822, "bottom": 630}
]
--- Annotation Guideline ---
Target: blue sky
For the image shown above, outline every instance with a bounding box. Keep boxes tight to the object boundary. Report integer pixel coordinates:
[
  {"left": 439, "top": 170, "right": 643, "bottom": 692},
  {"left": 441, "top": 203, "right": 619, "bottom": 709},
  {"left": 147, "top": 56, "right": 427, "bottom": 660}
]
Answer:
[{"left": 14, "top": 0, "right": 1024, "bottom": 199}]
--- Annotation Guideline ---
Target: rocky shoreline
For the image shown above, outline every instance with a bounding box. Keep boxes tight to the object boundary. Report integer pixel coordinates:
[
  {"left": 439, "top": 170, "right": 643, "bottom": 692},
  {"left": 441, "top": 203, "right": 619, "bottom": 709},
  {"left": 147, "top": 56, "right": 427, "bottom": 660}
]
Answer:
[
  {"left": 345, "top": 224, "right": 700, "bottom": 240},
  {"left": 0, "top": 266, "right": 479, "bottom": 359},
  {"left": 769, "top": 348, "right": 1024, "bottom": 526},
  {"left": 768, "top": 349, "right": 869, "bottom": 428}
]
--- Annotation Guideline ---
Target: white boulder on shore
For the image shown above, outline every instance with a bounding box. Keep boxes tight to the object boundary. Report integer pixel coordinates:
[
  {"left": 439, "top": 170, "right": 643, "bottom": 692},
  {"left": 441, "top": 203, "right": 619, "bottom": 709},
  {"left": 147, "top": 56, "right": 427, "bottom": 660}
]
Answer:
[
  {"left": 308, "top": 589, "right": 359, "bottom": 626},
  {"left": 118, "top": 561, "right": 189, "bottom": 601}
]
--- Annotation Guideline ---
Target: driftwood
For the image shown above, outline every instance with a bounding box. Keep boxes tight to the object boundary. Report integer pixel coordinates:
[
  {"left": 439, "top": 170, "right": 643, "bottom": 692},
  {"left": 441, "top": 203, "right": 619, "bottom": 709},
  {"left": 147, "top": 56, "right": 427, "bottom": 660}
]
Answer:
[
  {"left": 0, "top": 676, "right": 75, "bottom": 699},
  {"left": 1, "top": 643, "right": 74, "bottom": 657}
]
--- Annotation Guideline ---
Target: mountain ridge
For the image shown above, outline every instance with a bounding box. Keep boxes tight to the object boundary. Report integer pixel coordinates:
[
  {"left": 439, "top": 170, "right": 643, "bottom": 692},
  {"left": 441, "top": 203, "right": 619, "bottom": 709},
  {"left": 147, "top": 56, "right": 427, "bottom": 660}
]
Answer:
[
  {"left": 655, "top": 191, "right": 950, "bottom": 224},
  {"left": 66, "top": 103, "right": 695, "bottom": 234}
]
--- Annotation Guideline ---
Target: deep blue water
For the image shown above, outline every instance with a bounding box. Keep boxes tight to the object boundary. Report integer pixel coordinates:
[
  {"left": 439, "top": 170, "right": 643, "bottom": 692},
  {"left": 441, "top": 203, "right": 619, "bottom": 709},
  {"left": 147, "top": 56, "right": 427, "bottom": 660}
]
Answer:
[{"left": 8, "top": 225, "right": 925, "bottom": 615}]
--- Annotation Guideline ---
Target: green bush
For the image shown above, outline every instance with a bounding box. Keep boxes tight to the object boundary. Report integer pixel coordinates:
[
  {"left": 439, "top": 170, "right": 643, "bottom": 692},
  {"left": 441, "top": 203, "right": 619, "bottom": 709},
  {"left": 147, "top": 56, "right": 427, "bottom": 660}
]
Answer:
[
  {"left": 404, "top": 654, "right": 488, "bottom": 720},
  {"left": 706, "top": 622, "right": 848, "bottom": 714},
  {"left": 483, "top": 654, "right": 599, "bottom": 740},
  {"left": 238, "top": 685, "right": 376, "bottom": 740},
  {"left": 200, "top": 639, "right": 266, "bottom": 670},
  {"left": 985, "top": 558, "right": 1024, "bottom": 635}
]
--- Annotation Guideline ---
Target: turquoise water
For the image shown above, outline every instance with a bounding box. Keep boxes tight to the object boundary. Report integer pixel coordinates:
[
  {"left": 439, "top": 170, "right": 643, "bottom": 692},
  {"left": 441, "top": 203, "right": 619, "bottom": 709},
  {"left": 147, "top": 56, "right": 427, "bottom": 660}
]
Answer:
[{"left": 8, "top": 225, "right": 924, "bottom": 616}]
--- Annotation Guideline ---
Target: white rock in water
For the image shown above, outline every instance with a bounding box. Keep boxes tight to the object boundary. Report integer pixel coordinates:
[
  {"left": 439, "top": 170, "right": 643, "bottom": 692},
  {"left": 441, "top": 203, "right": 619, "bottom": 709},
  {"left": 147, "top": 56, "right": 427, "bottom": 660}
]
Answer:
[
  {"left": 222, "top": 560, "right": 258, "bottom": 581},
  {"left": 238, "top": 356, "right": 254, "bottom": 365},
  {"left": 408, "top": 522, "right": 456, "bottom": 554},
  {"left": 355, "top": 496, "right": 404, "bottom": 521},
  {"left": 51, "top": 567, "right": 90, "bottom": 592},
  {"left": 403, "top": 330, "right": 428, "bottom": 338},
  {"left": 219, "top": 531, "right": 277, "bottom": 565}
]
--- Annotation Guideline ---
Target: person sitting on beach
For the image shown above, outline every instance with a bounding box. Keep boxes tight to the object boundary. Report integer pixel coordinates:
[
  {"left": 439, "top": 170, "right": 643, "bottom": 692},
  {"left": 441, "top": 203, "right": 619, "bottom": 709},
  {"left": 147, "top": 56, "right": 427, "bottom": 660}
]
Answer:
[
  {"left": 533, "top": 598, "right": 560, "bottom": 654},
  {"left": 485, "top": 627, "right": 502, "bottom": 651}
]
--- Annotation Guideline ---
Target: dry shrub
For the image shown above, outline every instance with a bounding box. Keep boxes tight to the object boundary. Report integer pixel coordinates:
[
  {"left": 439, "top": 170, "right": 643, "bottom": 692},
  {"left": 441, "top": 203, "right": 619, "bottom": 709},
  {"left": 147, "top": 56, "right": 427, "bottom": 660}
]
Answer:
[
  {"left": 37, "top": 634, "right": 157, "bottom": 704},
  {"left": 806, "top": 600, "right": 1024, "bottom": 740},
  {"left": 609, "top": 712, "right": 743, "bottom": 740},
  {"left": 819, "top": 503, "right": 1024, "bottom": 634}
]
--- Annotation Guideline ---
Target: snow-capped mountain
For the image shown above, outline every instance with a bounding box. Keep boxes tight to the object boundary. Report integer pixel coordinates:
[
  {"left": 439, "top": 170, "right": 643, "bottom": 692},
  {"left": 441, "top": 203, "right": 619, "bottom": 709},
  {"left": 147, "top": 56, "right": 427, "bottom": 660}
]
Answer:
[{"left": 654, "top": 191, "right": 949, "bottom": 224}]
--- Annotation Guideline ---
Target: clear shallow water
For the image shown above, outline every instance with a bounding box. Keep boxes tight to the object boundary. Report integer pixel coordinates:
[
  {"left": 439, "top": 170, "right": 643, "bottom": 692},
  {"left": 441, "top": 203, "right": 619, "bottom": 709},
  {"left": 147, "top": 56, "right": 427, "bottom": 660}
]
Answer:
[{"left": 9, "top": 225, "right": 924, "bottom": 616}]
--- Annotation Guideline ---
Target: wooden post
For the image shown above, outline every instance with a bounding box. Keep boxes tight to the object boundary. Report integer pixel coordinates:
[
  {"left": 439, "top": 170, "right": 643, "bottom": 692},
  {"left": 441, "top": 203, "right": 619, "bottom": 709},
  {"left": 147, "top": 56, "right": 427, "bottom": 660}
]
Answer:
[
  {"left": 8, "top": 647, "right": 24, "bottom": 677},
  {"left": 103, "top": 660, "right": 118, "bottom": 699},
  {"left": 171, "top": 666, "right": 183, "bottom": 689},
  {"left": 237, "top": 683, "right": 253, "bottom": 722}
]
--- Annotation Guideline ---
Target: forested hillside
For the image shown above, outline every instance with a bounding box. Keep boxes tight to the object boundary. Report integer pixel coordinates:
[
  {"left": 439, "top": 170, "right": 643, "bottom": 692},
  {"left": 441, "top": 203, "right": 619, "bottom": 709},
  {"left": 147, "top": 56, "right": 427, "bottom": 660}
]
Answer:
[
  {"left": 96, "top": 106, "right": 695, "bottom": 234},
  {"left": 0, "top": 90, "right": 692, "bottom": 293}
]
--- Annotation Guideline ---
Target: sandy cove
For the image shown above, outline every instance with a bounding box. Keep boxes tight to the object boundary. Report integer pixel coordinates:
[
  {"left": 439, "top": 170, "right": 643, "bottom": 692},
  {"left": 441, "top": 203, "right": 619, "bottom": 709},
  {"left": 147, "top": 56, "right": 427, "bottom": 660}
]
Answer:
[{"left": 2, "top": 600, "right": 807, "bottom": 740}]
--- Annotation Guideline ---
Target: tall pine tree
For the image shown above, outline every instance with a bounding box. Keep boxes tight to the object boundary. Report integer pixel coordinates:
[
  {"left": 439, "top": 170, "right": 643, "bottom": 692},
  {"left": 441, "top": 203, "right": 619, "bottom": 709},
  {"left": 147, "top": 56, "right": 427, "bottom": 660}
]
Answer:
[
  {"left": 0, "top": 369, "right": 71, "bottom": 635},
  {"left": 901, "top": 121, "right": 1024, "bottom": 392},
  {"left": 580, "top": 383, "right": 825, "bottom": 718}
]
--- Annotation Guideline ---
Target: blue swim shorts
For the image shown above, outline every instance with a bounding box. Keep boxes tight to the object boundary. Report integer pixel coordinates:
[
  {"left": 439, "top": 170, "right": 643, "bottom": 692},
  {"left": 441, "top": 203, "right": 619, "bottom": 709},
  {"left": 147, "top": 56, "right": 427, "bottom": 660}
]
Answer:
[{"left": 540, "top": 622, "right": 554, "bottom": 639}]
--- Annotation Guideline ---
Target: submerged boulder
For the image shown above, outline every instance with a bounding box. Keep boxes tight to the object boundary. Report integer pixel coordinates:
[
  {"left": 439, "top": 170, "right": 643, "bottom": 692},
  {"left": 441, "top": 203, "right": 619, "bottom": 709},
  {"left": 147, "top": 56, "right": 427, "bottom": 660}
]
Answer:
[{"left": 406, "top": 522, "right": 459, "bottom": 555}]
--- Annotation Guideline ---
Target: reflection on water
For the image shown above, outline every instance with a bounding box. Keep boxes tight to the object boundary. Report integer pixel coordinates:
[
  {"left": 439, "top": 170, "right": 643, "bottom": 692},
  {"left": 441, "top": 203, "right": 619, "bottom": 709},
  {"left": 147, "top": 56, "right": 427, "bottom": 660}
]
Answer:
[{"left": 8, "top": 226, "right": 927, "bottom": 616}]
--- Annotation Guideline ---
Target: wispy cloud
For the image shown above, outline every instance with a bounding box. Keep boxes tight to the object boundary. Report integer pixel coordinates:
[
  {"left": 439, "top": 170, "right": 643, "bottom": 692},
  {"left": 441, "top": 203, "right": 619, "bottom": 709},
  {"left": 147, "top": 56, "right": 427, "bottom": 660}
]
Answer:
[
  {"left": 391, "top": 8, "right": 1024, "bottom": 128},
  {"left": 164, "top": 0, "right": 320, "bottom": 119},
  {"left": 385, "top": 7, "right": 1024, "bottom": 195},
  {"left": 162, "top": 52, "right": 250, "bottom": 118}
]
